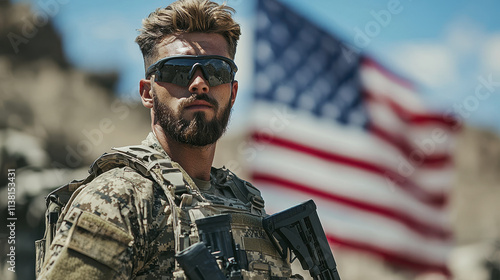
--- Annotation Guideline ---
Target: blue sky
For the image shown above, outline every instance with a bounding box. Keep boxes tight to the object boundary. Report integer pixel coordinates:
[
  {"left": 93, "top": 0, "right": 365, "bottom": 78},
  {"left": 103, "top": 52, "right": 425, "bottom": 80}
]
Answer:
[{"left": 15, "top": 0, "right": 500, "bottom": 133}]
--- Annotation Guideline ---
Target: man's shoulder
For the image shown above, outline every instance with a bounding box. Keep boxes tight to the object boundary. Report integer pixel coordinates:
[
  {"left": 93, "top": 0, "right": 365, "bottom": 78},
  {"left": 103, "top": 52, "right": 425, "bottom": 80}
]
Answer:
[{"left": 75, "top": 166, "right": 156, "bottom": 206}]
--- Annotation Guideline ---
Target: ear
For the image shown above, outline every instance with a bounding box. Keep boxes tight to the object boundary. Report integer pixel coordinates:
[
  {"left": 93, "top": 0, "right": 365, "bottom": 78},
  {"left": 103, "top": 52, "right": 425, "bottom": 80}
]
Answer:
[
  {"left": 139, "top": 78, "right": 153, "bottom": 109},
  {"left": 230, "top": 80, "right": 238, "bottom": 107}
]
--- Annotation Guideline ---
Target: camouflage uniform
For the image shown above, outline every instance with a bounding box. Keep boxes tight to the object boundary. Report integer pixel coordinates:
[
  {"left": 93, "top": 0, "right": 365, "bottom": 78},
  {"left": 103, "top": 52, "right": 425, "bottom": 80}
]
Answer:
[{"left": 37, "top": 133, "right": 298, "bottom": 279}]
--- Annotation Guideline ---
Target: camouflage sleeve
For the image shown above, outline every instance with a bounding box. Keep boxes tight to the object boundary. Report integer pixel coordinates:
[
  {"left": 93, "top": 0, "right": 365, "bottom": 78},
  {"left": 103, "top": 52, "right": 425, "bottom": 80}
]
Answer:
[{"left": 38, "top": 167, "right": 156, "bottom": 280}]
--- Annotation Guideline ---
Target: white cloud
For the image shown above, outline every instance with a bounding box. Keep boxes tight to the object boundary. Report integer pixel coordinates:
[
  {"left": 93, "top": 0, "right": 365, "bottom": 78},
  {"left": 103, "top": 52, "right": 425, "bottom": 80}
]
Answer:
[
  {"left": 389, "top": 43, "right": 458, "bottom": 88},
  {"left": 381, "top": 16, "right": 497, "bottom": 91}
]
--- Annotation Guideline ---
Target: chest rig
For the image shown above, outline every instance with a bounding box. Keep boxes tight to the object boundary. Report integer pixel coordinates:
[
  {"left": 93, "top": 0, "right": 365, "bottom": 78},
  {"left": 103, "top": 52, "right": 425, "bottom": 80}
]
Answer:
[{"left": 37, "top": 144, "right": 293, "bottom": 279}]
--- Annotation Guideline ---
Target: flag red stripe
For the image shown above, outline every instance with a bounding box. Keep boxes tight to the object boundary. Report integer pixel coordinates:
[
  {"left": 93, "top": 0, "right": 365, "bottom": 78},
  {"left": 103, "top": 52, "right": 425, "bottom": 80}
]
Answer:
[
  {"left": 251, "top": 131, "right": 448, "bottom": 207},
  {"left": 327, "top": 234, "right": 450, "bottom": 276},
  {"left": 364, "top": 89, "right": 459, "bottom": 128},
  {"left": 252, "top": 173, "right": 452, "bottom": 240},
  {"left": 369, "top": 123, "right": 452, "bottom": 169}
]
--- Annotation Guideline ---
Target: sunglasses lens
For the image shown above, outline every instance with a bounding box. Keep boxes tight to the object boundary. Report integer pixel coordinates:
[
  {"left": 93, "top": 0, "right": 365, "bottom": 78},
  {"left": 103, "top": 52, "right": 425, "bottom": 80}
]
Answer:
[
  {"left": 203, "top": 59, "right": 233, "bottom": 87},
  {"left": 156, "top": 57, "right": 235, "bottom": 87},
  {"left": 159, "top": 59, "right": 196, "bottom": 86}
]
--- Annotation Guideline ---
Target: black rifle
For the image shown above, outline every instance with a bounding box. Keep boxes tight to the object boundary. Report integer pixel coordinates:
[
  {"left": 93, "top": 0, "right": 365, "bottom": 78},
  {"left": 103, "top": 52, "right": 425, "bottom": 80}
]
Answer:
[
  {"left": 175, "top": 242, "right": 226, "bottom": 280},
  {"left": 175, "top": 214, "right": 247, "bottom": 279},
  {"left": 262, "top": 200, "right": 341, "bottom": 280},
  {"left": 196, "top": 214, "right": 247, "bottom": 279}
]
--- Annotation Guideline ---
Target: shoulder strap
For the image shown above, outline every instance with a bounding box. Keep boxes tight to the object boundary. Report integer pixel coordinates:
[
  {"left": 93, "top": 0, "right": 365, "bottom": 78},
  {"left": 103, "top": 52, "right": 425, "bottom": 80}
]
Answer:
[
  {"left": 43, "top": 144, "right": 168, "bottom": 207},
  {"left": 111, "top": 145, "right": 187, "bottom": 192}
]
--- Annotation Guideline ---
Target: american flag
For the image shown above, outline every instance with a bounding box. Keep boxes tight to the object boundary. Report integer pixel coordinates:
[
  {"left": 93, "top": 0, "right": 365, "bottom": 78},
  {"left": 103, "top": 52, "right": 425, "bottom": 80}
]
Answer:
[{"left": 248, "top": 0, "right": 458, "bottom": 275}]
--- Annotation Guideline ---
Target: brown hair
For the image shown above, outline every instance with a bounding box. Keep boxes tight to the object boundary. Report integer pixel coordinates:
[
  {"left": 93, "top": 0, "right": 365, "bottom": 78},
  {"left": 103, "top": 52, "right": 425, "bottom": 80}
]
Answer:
[{"left": 135, "top": 0, "right": 241, "bottom": 69}]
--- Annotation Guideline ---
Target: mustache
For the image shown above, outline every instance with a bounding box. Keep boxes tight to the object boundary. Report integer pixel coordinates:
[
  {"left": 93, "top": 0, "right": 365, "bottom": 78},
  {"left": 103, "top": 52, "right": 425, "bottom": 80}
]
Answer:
[{"left": 181, "top": 94, "right": 218, "bottom": 109}]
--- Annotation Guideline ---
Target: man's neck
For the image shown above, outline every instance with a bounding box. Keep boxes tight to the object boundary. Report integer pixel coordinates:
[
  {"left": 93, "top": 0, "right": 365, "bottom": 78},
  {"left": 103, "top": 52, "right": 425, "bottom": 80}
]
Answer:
[{"left": 153, "top": 125, "right": 215, "bottom": 181}]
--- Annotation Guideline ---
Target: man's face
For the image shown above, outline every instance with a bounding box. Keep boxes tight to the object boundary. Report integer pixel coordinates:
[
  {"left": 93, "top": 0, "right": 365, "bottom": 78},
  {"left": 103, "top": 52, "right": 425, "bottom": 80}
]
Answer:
[
  {"left": 152, "top": 91, "right": 232, "bottom": 146},
  {"left": 145, "top": 33, "right": 238, "bottom": 146}
]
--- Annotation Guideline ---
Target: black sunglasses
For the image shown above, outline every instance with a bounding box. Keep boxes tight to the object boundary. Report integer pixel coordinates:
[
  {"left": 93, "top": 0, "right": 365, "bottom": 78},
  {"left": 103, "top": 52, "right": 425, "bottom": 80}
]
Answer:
[{"left": 145, "top": 55, "right": 238, "bottom": 87}]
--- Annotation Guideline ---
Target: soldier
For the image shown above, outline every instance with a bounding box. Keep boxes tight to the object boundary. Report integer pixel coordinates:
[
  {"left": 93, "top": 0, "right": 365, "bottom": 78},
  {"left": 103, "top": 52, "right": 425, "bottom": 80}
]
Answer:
[{"left": 36, "top": 0, "right": 304, "bottom": 279}]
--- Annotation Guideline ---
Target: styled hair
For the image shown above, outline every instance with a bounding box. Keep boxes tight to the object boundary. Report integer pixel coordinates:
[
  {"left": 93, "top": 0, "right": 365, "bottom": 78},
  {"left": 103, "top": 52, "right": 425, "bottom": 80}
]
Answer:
[{"left": 135, "top": 0, "right": 241, "bottom": 69}]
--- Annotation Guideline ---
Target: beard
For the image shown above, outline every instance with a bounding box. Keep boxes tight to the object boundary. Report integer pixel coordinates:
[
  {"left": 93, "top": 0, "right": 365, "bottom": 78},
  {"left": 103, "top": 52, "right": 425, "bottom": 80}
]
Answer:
[{"left": 153, "top": 93, "right": 232, "bottom": 147}]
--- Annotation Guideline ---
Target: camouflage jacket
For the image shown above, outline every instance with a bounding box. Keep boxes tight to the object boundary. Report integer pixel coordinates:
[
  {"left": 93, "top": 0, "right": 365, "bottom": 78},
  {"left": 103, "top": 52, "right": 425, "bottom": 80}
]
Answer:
[{"left": 37, "top": 133, "right": 296, "bottom": 280}]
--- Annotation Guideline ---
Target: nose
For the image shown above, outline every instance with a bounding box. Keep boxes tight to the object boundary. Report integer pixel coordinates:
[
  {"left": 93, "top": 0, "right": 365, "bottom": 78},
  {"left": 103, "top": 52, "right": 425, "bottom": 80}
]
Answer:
[{"left": 188, "top": 68, "right": 209, "bottom": 94}]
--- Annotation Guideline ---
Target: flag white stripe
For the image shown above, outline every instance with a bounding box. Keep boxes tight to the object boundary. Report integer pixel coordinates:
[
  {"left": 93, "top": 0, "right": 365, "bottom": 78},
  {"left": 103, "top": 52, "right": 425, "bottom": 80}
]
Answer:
[
  {"left": 412, "top": 167, "right": 454, "bottom": 194},
  {"left": 367, "top": 101, "right": 456, "bottom": 155},
  {"left": 360, "top": 62, "right": 427, "bottom": 114}
]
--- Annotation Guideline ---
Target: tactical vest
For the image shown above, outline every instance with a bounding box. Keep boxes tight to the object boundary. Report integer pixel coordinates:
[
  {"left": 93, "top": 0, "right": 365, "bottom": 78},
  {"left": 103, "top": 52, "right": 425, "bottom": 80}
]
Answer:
[{"left": 36, "top": 144, "right": 295, "bottom": 279}]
